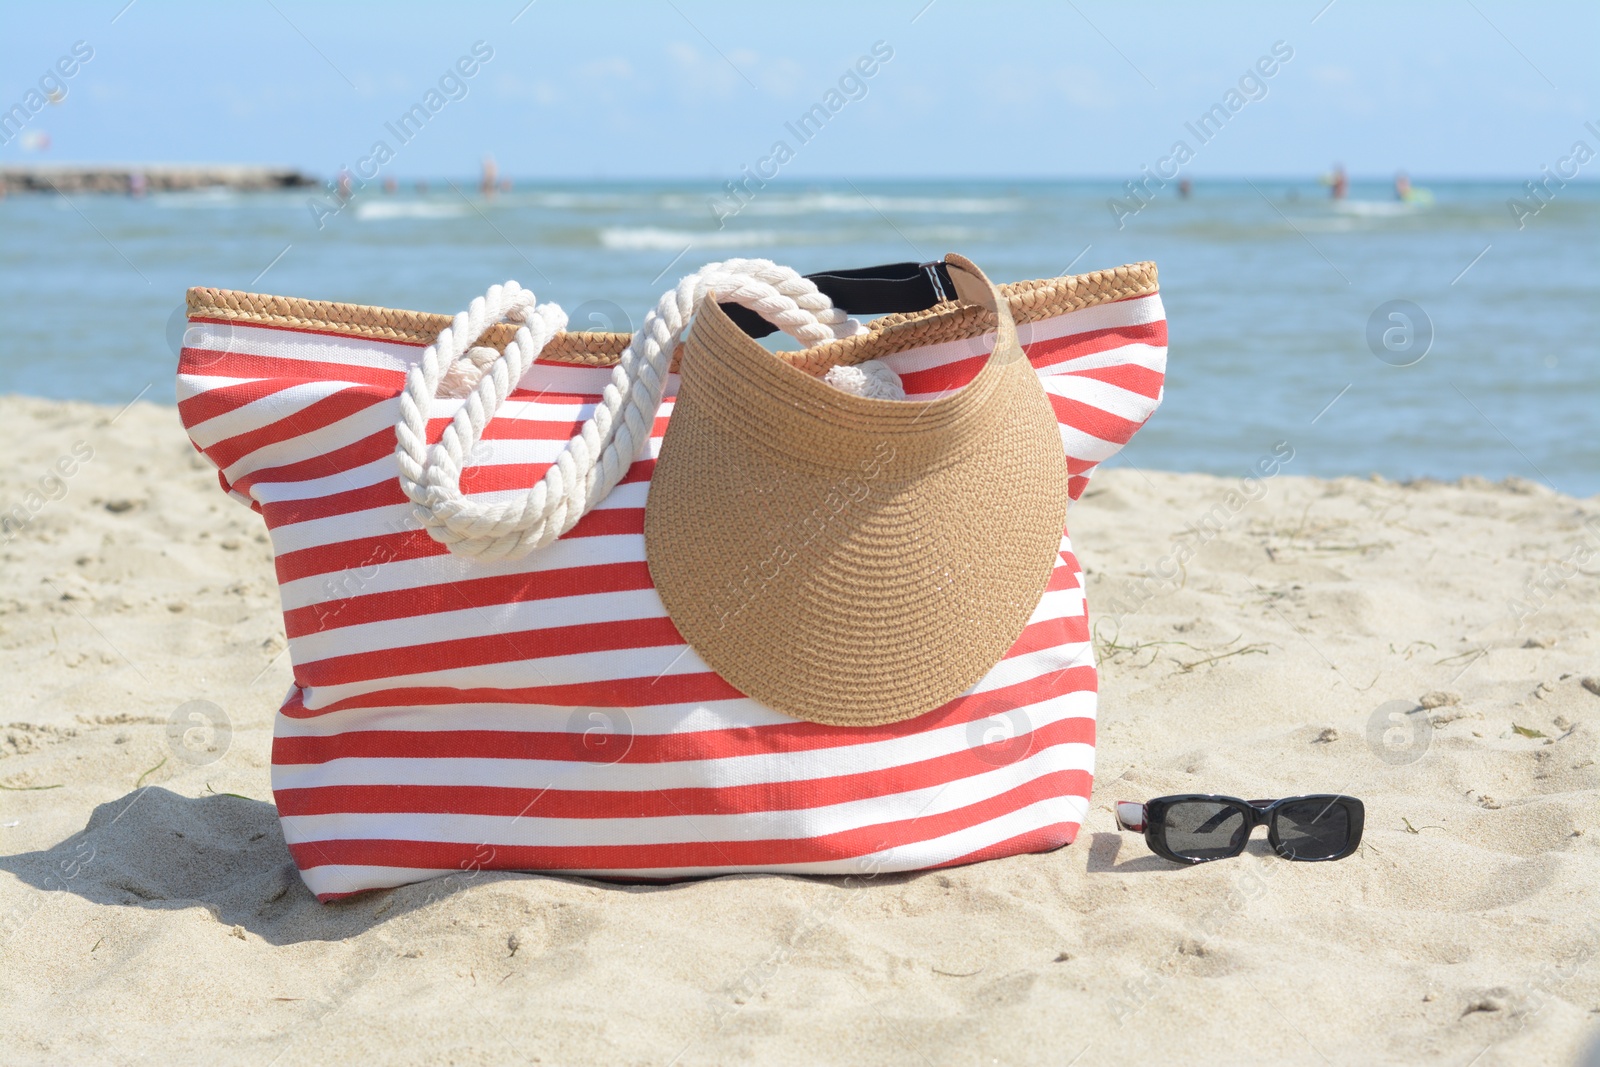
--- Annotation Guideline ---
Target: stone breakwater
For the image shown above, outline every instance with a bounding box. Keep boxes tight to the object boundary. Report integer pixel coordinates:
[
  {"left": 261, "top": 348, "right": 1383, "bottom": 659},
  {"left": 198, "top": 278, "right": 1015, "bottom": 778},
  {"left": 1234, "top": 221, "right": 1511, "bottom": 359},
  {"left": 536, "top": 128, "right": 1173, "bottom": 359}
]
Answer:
[{"left": 0, "top": 164, "right": 315, "bottom": 195}]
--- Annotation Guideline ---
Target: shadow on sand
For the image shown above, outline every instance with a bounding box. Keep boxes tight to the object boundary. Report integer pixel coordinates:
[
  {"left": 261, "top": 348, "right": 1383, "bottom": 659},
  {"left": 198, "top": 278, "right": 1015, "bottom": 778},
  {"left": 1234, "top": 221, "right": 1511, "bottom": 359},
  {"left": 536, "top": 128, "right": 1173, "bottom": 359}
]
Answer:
[
  {"left": 1084, "top": 831, "right": 1276, "bottom": 873},
  {"left": 0, "top": 787, "right": 928, "bottom": 946}
]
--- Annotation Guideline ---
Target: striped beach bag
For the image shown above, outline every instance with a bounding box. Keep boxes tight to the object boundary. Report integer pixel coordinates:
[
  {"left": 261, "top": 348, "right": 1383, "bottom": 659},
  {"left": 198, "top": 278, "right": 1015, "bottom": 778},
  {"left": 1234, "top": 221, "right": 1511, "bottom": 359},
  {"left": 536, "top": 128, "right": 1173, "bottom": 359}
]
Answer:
[{"left": 177, "top": 256, "right": 1166, "bottom": 901}]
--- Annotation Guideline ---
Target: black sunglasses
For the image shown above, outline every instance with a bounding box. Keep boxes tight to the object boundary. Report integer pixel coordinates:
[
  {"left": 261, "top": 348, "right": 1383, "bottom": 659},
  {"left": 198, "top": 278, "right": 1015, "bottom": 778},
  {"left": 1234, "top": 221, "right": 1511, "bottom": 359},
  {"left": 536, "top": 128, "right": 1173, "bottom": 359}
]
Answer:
[{"left": 1114, "top": 794, "right": 1365, "bottom": 864}]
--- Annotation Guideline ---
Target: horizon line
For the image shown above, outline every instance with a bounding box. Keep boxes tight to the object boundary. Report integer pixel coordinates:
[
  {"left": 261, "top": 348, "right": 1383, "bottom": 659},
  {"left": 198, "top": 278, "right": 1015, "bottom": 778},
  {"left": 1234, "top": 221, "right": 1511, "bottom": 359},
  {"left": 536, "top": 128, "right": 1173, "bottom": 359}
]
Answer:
[{"left": 0, "top": 163, "right": 1589, "bottom": 185}]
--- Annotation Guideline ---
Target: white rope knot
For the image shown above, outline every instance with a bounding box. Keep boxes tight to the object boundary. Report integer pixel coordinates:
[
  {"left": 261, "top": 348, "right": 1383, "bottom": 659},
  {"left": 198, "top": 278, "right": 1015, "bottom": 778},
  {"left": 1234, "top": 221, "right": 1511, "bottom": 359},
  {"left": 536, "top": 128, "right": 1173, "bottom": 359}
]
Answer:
[
  {"left": 824, "top": 359, "right": 905, "bottom": 400},
  {"left": 395, "top": 260, "right": 862, "bottom": 561}
]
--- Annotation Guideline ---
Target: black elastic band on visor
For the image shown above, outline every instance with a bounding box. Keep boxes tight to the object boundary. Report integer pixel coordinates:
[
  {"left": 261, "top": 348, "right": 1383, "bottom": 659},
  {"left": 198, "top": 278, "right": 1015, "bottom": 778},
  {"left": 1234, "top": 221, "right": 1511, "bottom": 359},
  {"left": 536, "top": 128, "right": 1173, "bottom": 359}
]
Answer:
[{"left": 721, "top": 260, "right": 957, "bottom": 340}]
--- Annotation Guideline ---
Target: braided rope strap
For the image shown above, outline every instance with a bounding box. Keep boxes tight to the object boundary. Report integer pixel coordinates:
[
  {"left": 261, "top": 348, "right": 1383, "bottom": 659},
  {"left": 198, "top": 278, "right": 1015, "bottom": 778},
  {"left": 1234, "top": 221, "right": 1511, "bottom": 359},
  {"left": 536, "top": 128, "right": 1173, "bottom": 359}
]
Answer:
[{"left": 395, "top": 260, "right": 865, "bottom": 561}]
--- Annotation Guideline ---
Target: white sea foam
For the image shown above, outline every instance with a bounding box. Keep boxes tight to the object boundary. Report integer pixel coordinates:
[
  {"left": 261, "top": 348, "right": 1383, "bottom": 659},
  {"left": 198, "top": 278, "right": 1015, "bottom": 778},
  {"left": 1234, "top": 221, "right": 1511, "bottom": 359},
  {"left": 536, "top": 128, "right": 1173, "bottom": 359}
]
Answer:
[
  {"left": 598, "top": 223, "right": 992, "bottom": 251},
  {"left": 150, "top": 189, "right": 244, "bottom": 208},
  {"left": 1330, "top": 199, "right": 1424, "bottom": 217},
  {"left": 354, "top": 200, "right": 469, "bottom": 221},
  {"left": 598, "top": 227, "right": 785, "bottom": 250},
  {"left": 739, "top": 193, "right": 1022, "bottom": 216}
]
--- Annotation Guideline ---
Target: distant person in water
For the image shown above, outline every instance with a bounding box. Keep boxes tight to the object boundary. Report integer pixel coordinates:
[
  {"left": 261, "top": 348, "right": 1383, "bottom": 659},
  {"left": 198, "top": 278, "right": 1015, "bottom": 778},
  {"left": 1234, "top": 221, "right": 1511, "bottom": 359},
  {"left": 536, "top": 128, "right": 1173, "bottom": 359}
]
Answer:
[
  {"left": 480, "top": 155, "right": 498, "bottom": 198},
  {"left": 1325, "top": 163, "right": 1348, "bottom": 200},
  {"left": 1394, "top": 171, "right": 1411, "bottom": 201},
  {"left": 1178, "top": 177, "right": 1192, "bottom": 199}
]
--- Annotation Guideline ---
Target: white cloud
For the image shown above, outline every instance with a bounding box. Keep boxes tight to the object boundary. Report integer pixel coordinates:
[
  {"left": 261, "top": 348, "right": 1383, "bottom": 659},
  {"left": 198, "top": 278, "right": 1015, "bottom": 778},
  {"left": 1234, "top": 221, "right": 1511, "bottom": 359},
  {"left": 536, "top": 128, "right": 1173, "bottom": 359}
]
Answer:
[
  {"left": 663, "top": 41, "right": 744, "bottom": 99},
  {"left": 493, "top": 73, "right": 563, "bottom": 105},
  {"left": 758, "top": 57, "right": 807, "bottom": 99}
]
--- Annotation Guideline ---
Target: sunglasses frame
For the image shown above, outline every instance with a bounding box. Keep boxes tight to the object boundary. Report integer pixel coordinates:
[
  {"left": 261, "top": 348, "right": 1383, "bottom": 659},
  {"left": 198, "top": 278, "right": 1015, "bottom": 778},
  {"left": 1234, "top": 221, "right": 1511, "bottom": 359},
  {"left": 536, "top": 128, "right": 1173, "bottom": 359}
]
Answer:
[{"left": 1115, "top": 794, "right": 1365, "bottom": 865}]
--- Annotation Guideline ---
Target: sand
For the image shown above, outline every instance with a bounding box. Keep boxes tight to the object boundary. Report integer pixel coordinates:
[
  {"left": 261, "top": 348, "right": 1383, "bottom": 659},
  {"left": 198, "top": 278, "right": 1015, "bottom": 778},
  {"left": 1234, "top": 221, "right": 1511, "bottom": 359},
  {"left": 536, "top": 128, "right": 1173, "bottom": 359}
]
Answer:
[{"left": 1, "top": 393, "right": 1597, "bottom": 1066}]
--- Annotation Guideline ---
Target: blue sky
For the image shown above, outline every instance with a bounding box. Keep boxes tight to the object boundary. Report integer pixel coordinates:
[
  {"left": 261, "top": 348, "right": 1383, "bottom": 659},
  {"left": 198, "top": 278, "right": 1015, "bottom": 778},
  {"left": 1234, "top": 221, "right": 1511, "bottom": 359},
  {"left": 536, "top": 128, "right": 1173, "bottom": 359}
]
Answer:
[{"left": 2, "top": 0, "right": 1596, "bottom": 180}]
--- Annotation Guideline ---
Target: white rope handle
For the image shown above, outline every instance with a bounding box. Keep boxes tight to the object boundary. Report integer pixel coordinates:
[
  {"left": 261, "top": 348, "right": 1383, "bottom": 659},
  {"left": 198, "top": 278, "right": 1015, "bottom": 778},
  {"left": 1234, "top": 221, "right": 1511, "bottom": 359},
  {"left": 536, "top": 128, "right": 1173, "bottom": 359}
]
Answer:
[{"left": 396, "top": 260, "right": 863, "bottom": 561}]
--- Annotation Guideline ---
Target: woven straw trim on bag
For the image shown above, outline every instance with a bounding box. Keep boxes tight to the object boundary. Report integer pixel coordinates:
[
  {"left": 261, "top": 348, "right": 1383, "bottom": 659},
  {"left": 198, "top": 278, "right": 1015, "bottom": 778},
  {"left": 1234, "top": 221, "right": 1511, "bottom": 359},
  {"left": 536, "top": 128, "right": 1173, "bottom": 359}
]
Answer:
[{"left": 184, "top": 261, "right": 1157, "bottom": 374}]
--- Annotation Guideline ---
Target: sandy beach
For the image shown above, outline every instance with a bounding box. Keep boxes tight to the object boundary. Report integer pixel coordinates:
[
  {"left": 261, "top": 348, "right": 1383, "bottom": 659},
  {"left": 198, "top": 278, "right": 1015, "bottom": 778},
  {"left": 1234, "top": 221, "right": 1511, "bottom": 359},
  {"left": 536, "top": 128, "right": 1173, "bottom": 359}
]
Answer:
[{"left": 1, "top": 392, "right": 1596, "bottom": 1066}]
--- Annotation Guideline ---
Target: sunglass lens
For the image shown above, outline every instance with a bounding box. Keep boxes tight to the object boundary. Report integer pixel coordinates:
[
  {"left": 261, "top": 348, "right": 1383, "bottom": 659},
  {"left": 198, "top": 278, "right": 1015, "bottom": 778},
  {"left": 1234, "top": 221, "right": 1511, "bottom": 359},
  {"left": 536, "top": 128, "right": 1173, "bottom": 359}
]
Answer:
[
  {"left": 1275, "top": 799, "right": 1351, "bottom": 859},
  {"left": 1161, "top": 801, "right": 1248, "bottom": 861}
]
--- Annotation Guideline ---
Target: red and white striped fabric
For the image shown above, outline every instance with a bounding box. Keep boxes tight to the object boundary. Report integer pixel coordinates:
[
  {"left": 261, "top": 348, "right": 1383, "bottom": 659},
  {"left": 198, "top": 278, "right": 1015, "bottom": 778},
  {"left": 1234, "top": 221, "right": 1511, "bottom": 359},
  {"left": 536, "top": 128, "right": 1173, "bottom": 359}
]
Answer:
[{"left": 177, "top": 282, "right": 1166, "bottom": 901}]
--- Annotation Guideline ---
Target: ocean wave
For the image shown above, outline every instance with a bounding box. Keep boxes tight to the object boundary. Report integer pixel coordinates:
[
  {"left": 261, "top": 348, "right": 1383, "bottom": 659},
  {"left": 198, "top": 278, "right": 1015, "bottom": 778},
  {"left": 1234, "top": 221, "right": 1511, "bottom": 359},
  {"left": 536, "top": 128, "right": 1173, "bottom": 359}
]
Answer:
[
  {"left": 596, "top": 223, "right": 994, "bottom": 251},
  {"left": 500, "top": 190, "right": 1023, "bottom": 217},
  {"left": 354, "top": 200, "right": 469, "bottom": 221},
  {"left": 1330, "top": 199, "right": 1426, "bottom": 218},
  {"left": 150, "top": 189, "right": 244, "bottom": 208},
  {"left": 744, "top": 193, "right": 1023, "bottom": 215},
  {"left": 511, "top": 191, "right": 655, "bottom": 211},
  {"left": 598, "top": 227, "right": 786, "bottom": 250}
]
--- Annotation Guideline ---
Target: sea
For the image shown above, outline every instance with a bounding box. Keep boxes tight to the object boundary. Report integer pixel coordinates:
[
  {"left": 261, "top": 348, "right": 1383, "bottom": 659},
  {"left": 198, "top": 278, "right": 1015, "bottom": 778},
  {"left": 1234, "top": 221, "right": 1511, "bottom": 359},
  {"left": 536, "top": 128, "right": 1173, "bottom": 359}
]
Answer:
[{"left": 2, "top": 178, "right": 1596, "bottom": 496}]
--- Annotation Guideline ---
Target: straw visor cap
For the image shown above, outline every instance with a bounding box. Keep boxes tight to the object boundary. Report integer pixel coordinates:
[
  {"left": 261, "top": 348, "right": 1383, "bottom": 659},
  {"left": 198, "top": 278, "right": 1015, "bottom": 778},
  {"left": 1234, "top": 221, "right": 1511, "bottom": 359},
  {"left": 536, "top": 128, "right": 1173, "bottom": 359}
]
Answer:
[{"left": 644, "top": 256, "right": 1072, "bottom": 727}]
